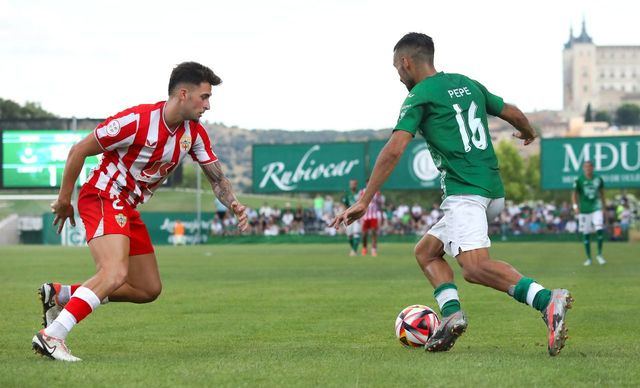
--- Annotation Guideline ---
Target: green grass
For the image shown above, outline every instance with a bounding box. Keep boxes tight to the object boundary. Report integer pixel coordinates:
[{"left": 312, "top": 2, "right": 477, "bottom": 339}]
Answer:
[{"left": 1, "top": 242, "right": 639, "bottom": 387}]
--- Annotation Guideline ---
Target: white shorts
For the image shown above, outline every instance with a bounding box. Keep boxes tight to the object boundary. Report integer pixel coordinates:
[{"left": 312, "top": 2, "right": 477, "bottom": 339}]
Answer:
[
  {"left": 427, "top": 195, "right": 504, "bottom": 257},
  {"left": 346, "top": 220, "right": 361, "bottom": 236},
  {"left": 578, "top": 211, "right": 604, "bottom": 234}
]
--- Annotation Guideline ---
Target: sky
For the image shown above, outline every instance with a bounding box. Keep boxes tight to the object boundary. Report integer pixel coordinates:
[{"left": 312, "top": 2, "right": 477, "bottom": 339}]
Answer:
[{"left": 1, "top": 0, "right": 638, "bottom": 131}]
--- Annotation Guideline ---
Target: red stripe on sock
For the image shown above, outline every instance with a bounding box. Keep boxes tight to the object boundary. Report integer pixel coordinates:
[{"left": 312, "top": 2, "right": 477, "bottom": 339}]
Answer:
[
  {"left": 64, "top": 297, "right": 93, "bottom": 323},
  {"left": 70, "top": 284, "right": 81, "bottom": 294}
]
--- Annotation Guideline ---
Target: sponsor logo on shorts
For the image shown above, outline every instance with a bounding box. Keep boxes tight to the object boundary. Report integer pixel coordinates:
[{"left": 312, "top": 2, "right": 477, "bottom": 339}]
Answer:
[
  {"left": 105, "top": 120, "right": 121, "bottom": 137},
  {"left": 115, "top": 213, "right": 127, "bottom": 228},
  {"left": 180, "top": 135, "right": 192, "bottom": 151}
]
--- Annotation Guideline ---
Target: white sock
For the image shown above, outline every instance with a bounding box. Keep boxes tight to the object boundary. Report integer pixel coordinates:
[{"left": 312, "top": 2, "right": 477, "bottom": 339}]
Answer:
[
  {"left": 435, "top": 287, "right": 460, "bottom": 311},
  {"left": 526, "top": 282, "right": 545, "bottom": 307},
  {"left": 44, "top": 310, "right": 76, "bottom": 340}
]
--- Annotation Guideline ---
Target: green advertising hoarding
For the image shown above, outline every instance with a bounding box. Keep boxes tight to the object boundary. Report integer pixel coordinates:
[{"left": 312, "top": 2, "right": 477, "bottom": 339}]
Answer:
[
  {"left": 369, "top": 139, "right": 441, "bottom": 190},
  {"left": 541, "top": 136, "right": 640, "bottom": 189},
  {"left": 1, "top": 130, "right": 99, "bottom": 188},
  {"left": 42, "top": 212, "right": 216, "bottom": 246},
  {"left": 252, "top": 142, "right": 366, "bottom": 193}
]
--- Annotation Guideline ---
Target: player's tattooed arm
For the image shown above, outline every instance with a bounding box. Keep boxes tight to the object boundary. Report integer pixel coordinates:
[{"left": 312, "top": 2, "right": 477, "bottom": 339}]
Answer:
[
  {"left": 201, "top": 161, "right": 237, "bottom": 208},
  {"left": 201, "top": 161, "right": 249, "bottom": 232}
]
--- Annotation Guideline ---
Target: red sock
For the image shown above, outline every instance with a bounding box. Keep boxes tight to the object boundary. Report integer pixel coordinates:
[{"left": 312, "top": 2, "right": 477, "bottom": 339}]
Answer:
[{"left": 64, "top": 286, "right": 101, "bottom": 324}]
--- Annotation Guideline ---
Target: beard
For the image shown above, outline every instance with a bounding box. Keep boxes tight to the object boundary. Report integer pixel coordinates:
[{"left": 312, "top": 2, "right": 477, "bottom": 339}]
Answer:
[{"left": 402, "top": 78, "right": 416, "bottom": 91}]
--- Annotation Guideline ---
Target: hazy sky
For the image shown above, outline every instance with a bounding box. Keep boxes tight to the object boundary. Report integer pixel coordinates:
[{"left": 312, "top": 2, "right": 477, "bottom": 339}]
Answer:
[{"left": 1, "top": 0, "right": 638, "bottom": 130}]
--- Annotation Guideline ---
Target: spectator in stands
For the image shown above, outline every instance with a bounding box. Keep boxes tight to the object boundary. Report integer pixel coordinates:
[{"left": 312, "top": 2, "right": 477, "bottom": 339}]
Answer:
[
  {"left": 173, "top": 220, "right": 186, "bottom": 246},
  {"left": 313, "top": 194, "right": 324, "bottom": 221},
  {"left": 214, "top": 198, "right": 227, "bottom": 222}
]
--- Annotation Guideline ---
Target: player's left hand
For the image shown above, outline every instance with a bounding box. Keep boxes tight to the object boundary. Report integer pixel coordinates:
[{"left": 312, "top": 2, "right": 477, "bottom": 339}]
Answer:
[
  {"left": 230, "top": 201, "right": 249, "bottom": 232},
  {"left": 513, "top": 130, "right": 537, "bottom": 146},
  {"left": 330, "top": 201, "right": 367, "bottom": 230}
]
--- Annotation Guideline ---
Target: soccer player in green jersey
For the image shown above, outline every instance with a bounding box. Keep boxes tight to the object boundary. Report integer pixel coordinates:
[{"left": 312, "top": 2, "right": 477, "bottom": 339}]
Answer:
[
  {"left": 341, "top": 179, "right": 362, "bottom": 256},
  {"left": 572, "top": 160, "right": 606, "bottom": 266},
  {"left": 331, "top": 33, "right": 572, "bottom": 356}
]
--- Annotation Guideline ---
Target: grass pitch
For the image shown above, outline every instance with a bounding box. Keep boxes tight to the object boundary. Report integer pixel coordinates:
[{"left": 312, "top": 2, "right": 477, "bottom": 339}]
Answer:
[{"left": 1, "top": 242, "right": 639, "bottom": 387}]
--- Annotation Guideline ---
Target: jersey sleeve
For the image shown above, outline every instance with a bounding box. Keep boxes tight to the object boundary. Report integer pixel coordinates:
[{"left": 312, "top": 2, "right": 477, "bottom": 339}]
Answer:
[
  {"left": 393, "top": 94, "right": 426, "bottom": 136},
  {"left": 94, "top": 110, "right": 139, "bottom": 151},
  {"left": 471, "top": 79, "right": 504, "bottom": 117},
  {"left": 598, "top": 176, "right": 605, "bottom": 189},
  {"left": 573, "top": 178, "right": 581, "bottom": 192},
  {"left": 189, "top": 123, "right": 219, "bottom": 165}
]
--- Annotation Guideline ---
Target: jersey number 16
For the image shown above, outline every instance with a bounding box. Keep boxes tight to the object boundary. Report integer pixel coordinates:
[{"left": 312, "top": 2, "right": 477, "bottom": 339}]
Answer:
[{"left": 453, "top": 101, "right": 487, "bottom": 152}]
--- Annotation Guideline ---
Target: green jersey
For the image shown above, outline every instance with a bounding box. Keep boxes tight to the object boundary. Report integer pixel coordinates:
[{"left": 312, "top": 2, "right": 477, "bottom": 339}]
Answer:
[
  {"left": 394, "top": 72, "right": 505, "bottom": 199},
  {"left": 574, "top": 175, "right": 604, "bottom": 213},
  {"left": 342, "top": 190, "right": 358, "bottom": 207}
]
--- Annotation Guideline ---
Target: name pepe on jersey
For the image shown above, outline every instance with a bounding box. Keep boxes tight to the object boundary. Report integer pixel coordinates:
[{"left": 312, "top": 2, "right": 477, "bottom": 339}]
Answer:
[{"left": 89, "top": 101, "right": 218, "bottom": 207}]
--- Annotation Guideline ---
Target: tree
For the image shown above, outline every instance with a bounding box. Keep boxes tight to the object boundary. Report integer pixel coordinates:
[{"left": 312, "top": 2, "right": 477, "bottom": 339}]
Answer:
[
  {"left": 594, "top": 110, "right": 611, "bottom": 123},
  {"left": 0, "top": 98, "right": 57, "bottom": 119},
  {"left": 615, "top": 103, "right": 640, "bottom": 126},
  {"left": 495, "top": 140, "right": 527, "bottom": 202},
  {"left": 525, "top": 153, "right": 541, "bottom": 198},
  {"left": 584, "top": 103, "right": 593, "bottom": 122}
]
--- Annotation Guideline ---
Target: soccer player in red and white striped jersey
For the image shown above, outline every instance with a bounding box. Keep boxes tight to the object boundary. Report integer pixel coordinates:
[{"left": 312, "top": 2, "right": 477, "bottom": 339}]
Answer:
[
  {"left": 32, "top": 62, "right": 249, "bottom": 362},
  {"left": 358, "top": 181, "right": 384, "bottom": 256}
]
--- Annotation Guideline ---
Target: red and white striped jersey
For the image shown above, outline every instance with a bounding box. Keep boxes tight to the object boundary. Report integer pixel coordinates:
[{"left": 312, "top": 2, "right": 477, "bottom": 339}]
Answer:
[
  {"left": 359, "top": 189, "right": 384, "bottom": 221},
  {"left": 86, "top": 101, "right": 218, "bottom": 207}
]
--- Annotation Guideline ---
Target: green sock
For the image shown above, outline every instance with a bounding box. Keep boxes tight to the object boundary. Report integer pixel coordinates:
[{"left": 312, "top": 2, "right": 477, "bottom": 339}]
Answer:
[
  {"left": 596, "top": 230, "right": 604, "bottom": 256},
  {"left": 512, "top": 277, "right": 552, "bottom": 312},
  {"left": 583, "top": 234, "right": 592, "bottom": 259},
  {"left": 353, "top": 237, "right": 360, "bottom": 251},
  {"left": 532, "top": 290, "right": 552, "bottom": 312},
  {"left": 434, "top": 283, "right": 461, "bottom": 317},
  {"left": 348, "top": 237, "right": 354, "bottom": 251}
]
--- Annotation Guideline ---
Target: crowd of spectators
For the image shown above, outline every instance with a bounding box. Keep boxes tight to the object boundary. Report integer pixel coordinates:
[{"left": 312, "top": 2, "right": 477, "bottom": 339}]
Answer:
[{"left": 210, "top": 195, "right": 637, "bottom": 239}]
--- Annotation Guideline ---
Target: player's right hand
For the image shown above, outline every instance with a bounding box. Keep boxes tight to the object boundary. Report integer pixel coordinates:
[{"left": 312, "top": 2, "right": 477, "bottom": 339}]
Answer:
[
  {"left": 512, "top": 130, "right": 537, "bottom": 146},
  {"left": 330, "top": 201, "right": 367, "bottom": 230},
  {"left": 51, "top": 200, "right": 76, "bottom": 234}
]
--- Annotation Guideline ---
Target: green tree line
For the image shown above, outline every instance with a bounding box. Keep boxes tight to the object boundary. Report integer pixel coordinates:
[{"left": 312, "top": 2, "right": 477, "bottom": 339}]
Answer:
[{"left": 0, "top": 98, "right": 57, "bottom": 119}]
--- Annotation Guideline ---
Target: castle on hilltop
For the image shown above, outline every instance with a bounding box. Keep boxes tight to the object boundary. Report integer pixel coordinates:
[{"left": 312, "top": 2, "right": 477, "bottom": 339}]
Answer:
[{"left": 563, "top": 19, "right": 640, "bottom": 117}]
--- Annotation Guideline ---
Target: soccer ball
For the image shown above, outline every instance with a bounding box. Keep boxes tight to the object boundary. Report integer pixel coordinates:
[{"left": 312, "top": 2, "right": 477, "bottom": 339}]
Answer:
[{"left": 395, "top": 305, "right": 440, "bottom": 348}]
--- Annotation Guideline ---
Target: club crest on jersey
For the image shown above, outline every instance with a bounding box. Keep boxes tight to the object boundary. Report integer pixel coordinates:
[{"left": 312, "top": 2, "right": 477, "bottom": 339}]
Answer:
[
  {"left": 106, "top": 120, "right": 121, "bottom": 137},
  {"left": 180, "top": 135, "right": 191, "bottom": 151},
  {"left": 115, "top": 213, "right": 127, "bottom": 228}
]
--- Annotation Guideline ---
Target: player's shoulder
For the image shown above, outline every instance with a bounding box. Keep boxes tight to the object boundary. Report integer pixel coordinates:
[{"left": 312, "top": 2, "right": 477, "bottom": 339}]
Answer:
[{"left": 119, "top": 101, "right": 165, "bottom": 116}]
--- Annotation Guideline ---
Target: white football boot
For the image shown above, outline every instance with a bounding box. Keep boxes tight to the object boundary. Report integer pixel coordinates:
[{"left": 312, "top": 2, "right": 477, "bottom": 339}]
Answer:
[
  {"left": 32, "top": 329, "right": 81, "bottom": 362},
  {"left": 543, "top": 289, "right": 574, "bottom": 356},
  {"left": 596, "top": 255, "right": 607, "bottom": 265}
]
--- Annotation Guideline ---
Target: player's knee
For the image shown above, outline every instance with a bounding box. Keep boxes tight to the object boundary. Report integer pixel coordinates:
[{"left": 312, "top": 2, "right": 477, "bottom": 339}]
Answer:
[
  {"left": 143, "top": 283, "right": 162, "bottom": 303},
  {"left": 414, "top": 243, "right": 441, "bottom": 267},
  {"left": 100, "top": 266, "right": 129, "bottom": 290}
]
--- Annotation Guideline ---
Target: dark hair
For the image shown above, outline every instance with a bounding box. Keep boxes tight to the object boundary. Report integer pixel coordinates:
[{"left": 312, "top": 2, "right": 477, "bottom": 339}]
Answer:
[
  {"left": 168, "top": 62, "right": 222, "bottom": 95},
  {"left": 393, "top": 33, "right": 434, "bottom": 64}
]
